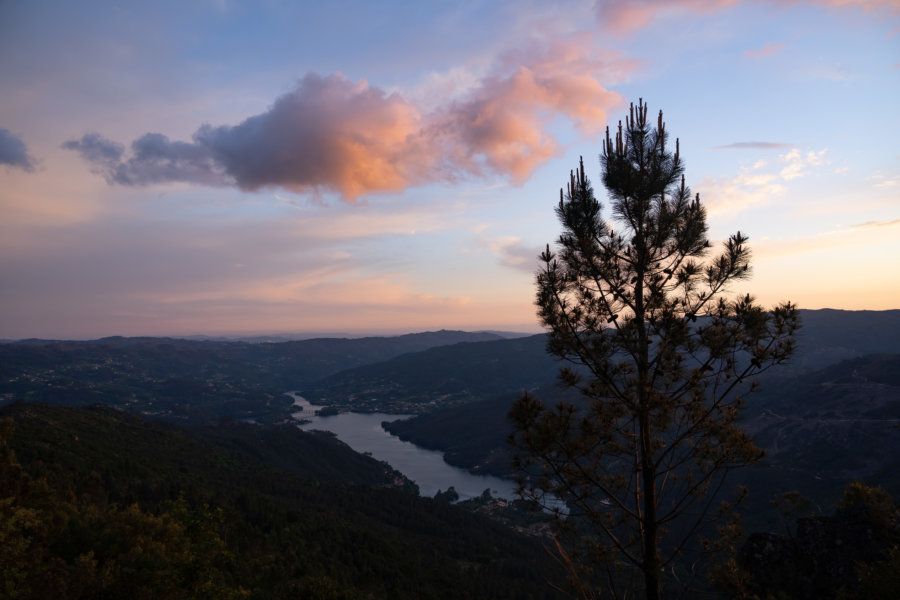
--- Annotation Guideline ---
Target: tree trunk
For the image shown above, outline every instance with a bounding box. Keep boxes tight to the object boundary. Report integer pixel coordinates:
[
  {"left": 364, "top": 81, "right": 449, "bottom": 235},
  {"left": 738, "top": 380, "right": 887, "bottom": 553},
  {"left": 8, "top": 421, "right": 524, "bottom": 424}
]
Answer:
[
  {"left": 641, "top": 414, "right": 661, "bottom": 600},
  {"left": 635, "top": 256, "right": 661, "bottom": 600}
]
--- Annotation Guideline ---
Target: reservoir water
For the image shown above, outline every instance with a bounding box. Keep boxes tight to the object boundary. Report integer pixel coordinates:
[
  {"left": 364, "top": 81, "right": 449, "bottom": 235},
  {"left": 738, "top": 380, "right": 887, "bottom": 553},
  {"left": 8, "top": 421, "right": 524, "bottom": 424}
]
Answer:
[{"left": 288, "top": 392, "right": 517, "bottom": 501}]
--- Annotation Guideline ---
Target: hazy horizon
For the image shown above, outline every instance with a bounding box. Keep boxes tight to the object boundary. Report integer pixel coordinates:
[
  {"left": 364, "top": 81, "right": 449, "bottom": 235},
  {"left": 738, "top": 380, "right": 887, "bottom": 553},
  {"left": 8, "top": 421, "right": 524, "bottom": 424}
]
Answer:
[
  {"left": 2, "top": 1, "right": 897, "bottom": 340},
  {"left": 0, "top": 325, "right": 544, "bottom": 343},
  {"left": 5, "top": 307, "right": 900, "bottom": 343}
]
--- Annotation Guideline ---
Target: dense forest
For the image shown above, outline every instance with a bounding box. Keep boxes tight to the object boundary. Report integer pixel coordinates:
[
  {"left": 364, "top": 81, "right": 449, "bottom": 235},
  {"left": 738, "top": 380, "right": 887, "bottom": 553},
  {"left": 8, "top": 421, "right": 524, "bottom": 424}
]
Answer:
[
  {"left": 1, "top": 402, "right": 564, "bottom": 599},
  {"left": 2, "top": 309, "right": 899, "bottom": 598}
]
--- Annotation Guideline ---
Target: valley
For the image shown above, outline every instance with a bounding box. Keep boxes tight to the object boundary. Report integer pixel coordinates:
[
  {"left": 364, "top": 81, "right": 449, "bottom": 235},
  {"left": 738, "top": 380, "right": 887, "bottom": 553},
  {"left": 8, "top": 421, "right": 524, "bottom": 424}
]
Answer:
[{"left": 2, "top": 309, "right": 899, "bottom": 598}]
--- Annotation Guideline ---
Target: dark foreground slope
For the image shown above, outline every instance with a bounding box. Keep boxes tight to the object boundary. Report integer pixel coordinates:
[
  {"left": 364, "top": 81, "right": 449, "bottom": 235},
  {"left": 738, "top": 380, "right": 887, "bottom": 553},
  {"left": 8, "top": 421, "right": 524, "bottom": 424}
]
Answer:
[{"left": 1, "top": 403, "right": 565, "bottom": 600}]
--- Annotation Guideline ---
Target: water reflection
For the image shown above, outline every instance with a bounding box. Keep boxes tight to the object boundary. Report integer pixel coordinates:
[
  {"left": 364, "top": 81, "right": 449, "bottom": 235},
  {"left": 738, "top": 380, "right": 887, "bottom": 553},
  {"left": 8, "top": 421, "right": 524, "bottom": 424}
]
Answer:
[{"left": 288, "top": 392, "right": 518, "bottom": 501}]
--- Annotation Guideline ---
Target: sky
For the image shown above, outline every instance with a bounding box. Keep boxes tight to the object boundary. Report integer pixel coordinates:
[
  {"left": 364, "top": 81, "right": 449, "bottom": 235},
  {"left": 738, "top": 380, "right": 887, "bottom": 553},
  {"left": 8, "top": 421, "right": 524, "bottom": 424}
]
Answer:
[{"left": 1, "top": 0, "right": 898, "bottom": 339}]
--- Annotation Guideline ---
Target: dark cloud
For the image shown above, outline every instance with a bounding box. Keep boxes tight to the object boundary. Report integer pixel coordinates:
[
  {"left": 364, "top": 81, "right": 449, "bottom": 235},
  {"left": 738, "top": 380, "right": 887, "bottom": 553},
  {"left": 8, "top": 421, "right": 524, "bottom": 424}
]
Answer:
[
  {"left": 0, "top": 129, "right": 38, "bottom": 172},
  {"left": 64, "top": 40, "right": 629, "bottom": 200},
  {"left": 63, "top": 132, "right": 227, "bottom": 186},
  {"left": 712, "top": 141, "right": 792, "bottom": 150},
  {"left": 116, "top": 133, "right": 227, "bottom": 186},
  {"left": 62, "top": 133, "right": 124, "bottom": 173}
]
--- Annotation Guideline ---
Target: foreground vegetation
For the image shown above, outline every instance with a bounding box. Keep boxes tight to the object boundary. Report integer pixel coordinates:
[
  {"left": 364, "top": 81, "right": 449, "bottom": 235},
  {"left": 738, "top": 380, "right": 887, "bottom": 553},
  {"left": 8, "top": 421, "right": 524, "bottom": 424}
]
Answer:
[
  {"left": 1, "top": 309, "right": 897, "bottom": 598},
  {"left": 1, "top": 403, "right": 565, "bottom": 599}
]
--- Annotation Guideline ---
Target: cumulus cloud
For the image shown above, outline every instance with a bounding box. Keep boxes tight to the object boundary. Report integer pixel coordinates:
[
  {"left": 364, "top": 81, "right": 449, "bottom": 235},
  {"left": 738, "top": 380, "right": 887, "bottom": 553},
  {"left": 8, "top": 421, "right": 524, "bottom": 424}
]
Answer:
[
  {"left": 431, "top": 40, "right": 629, "bottom": 184},
  {"left": 64, "top": 74, "right": 437, "bottom": 198},
  {"left": 0, "top": 129, "right": 38, "bottom": 172},
  {"left": 65, "top": 41, "right": 629, "bottom": 200},
  {"left": 196, "top": 73, "right": 434, "bottom": 197},
  {"left": 712, "top": 141, "right": 792, "bottom": 150}
]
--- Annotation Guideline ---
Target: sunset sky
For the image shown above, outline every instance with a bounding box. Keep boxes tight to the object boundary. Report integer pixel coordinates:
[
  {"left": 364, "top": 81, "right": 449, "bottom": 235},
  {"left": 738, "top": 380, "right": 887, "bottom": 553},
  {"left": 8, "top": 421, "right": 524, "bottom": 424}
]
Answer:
[{"left": 1, "top": 0, "right": 898, "bottom": 339}]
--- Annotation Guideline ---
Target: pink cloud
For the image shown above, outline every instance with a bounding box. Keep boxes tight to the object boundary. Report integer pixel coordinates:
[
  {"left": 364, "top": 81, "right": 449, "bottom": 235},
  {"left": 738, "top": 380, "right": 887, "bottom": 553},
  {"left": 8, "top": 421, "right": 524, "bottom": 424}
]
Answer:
[
  {"left": 744, "top": 42, "right": 786, "bottom": 58},
  {"left": 595, "top": 0, "right": 741, "bottom": 33},
  {"left": 199, "top": 74, "right": 436, "bottom": 199},
  {"left": 432, "top": 41, "right": 630, "bottom": 184},
  {"left": 595, "top": 0, "right": 899, "bottom": 33},
  {"left": 799, "top": 0, "right": 900, "bottom": 14},
  {"left": 66, "top": 39, "right": 631, "bottom": 200}
]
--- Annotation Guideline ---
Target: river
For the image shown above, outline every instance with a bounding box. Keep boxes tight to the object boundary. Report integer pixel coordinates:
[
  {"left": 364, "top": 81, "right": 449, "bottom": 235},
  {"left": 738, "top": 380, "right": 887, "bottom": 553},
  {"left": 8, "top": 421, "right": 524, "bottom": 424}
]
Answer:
[{"left": 288, "top": 392, "right": 518, "bottom": 501}]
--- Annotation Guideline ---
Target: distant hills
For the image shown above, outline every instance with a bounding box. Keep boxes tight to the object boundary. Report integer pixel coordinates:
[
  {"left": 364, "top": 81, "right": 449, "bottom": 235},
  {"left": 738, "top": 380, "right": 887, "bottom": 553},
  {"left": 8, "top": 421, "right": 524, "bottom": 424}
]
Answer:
[
  {"left": 0, "top": 329, "right": 504, "bottom": 422},
  {"left": 740, "top": 353, "right": 900, "bottom": 507},
  {"left": 373, "top": 310, "right": 900, "bottom": 524},
  {"left": 3, "top": 309, "right": 899, "bottom": 515},
  {"left": 301, "top": 308, "right": 900, "bottom": 413},
  {"left": 790, "top": 309, "right": 900, "bottom": 368},
  {"left": 177, "top": 329, "right": 534, "bottom": 343},
  {"left": 2, "top": 309, "right": 898, "bottom": 597},
  {"left": 301, "top": 334, "right": 557, "bottom": 412}
]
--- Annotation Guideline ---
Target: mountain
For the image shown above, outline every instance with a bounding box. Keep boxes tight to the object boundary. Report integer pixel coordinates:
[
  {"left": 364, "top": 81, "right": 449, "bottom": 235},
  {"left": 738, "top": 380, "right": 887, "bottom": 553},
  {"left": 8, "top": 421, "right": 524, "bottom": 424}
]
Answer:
[
  {"left": 301, "top": 334, "right": 558, "bottom": 412},
  {"left": 739, "top": 353, "right": 900, "bottom": 508},
  {"left": 0, "top": 329, "right": 503, "bottom": 423},
  {"left": 383, "top": 383, "right": 581, "bottom": 478},
  {"left": 5, "top": 311, "right": 896, "bottom": 597},
  {"left": 4, "top": 310, "right": 898, "bottom": 523},
  {"left": 302, "top": 309, "right": 900, "bottom": 415},
  {"left": 371, "top": 311, "right": 900, "bottom": 505},
  {"left": 791, "top": 309, "right": 900, "bottom": 369},
  {"left": 384, "top": 352, "right": 900, "bottom": 565}
]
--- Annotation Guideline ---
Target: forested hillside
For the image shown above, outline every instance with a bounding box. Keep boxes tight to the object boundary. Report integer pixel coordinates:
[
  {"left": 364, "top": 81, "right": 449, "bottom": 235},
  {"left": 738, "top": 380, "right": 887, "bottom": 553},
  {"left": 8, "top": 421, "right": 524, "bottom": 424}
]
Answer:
[
  {"left": 2, "top": 310, "right": 898, "bottom": 598},
  {"left": 378, "top": 311, "right": 900, "bottom": 538},
  {"left": 0, "top": 330, "right": 502, "bottom": 423},
  {"left": 1, "top": 402, "right": 564, "bottom": 599},
  {"left": 301, "top": 334, "right": 557, "bottom": 412}
]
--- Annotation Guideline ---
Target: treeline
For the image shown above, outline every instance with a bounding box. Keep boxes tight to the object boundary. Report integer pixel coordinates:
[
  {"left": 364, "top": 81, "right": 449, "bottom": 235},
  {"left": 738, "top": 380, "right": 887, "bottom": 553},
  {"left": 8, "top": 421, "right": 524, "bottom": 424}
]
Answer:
[{"left": 1, "top": 403, "right": 565, "bottom": 599}]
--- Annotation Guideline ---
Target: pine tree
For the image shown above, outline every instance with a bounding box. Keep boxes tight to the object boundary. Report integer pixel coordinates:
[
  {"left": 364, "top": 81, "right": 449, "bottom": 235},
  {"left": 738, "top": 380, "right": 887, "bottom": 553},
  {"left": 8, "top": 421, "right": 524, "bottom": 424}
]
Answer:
[{"left": 509, "top": 99, "right": 799, "bottom": 599}]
